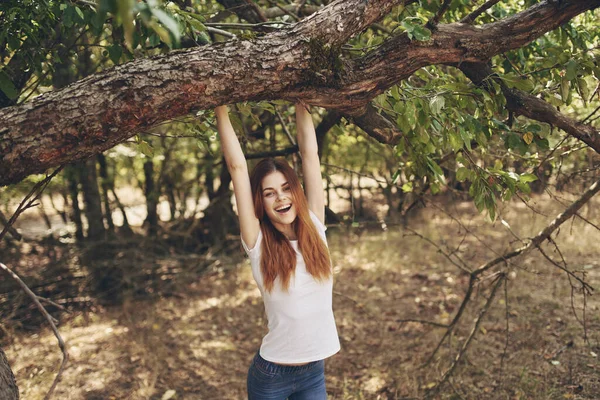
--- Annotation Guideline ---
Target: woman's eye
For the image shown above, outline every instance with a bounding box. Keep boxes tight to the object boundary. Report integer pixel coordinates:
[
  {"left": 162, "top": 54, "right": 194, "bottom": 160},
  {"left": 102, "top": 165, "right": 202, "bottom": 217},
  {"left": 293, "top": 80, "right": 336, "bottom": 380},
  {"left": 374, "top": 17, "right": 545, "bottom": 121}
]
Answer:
[
  {"left": 265, "top": 192, "right": 274, "bottom": 197},
  {"left": 283, "top": 186, "right": 291, "bottom": 192}
]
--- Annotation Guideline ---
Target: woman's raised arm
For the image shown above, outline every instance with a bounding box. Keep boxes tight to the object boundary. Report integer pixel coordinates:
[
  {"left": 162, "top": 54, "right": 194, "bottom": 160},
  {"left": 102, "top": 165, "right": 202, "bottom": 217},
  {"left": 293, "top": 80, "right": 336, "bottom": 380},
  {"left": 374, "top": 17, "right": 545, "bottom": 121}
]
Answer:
[
  {"left": 295, "top": 103, "right": 325, "bottom": 224},
  {"left": 215, "top": 105, "right": 260, "bottom": 248}
]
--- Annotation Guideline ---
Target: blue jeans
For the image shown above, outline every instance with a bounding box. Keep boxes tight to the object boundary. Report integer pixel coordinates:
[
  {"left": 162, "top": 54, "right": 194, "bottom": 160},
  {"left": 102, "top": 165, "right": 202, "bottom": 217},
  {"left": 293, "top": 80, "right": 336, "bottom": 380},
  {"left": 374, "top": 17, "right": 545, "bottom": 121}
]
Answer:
[{"left": 247, "top": 352, "right": 327, "bottom": 399}]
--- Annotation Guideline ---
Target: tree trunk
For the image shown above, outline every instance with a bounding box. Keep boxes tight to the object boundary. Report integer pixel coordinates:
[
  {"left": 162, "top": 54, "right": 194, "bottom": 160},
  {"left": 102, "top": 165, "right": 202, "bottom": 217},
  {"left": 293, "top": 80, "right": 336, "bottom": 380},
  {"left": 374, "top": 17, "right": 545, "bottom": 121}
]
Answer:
[
  {"left": 97, "top": 154, "right": 115, "bottom": 234},
  {"left": 78, "top": 158, "right": 106, "bottom": 241},
  {"left": 1, "top": 0, "right": 598, "bottom": 187},
  {"left": 109, "top": 188, "right": 133, "bottom": 236},
  {"left": 143, "top": 160, "right": 159, "bottom": 236},
  {"left": 65, "top": 165, "right": 84, "bottom": 241},
  {"left": 0, "top": 346, "right": 19, "bottom": 400}
]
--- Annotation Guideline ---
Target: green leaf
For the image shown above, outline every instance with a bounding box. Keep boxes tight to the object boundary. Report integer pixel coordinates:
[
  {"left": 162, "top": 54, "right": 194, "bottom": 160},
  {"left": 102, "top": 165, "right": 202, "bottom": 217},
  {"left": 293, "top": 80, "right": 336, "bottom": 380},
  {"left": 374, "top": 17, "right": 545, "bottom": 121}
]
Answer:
[
  {"left": 519, "top": 173, "right": 538, "bottom": 183},
  {"left": 108, "top": 44, "right": 122, "bottom": 64},
  {"left": 456, "top": 167, "right": 470, "bottom": 182},
  {"left": 429, "top": 95, "right": 445, "bottom": 115},
  {"left": 565, "top": 59, "right": 578, "bottom": 80},
  {"left": 577, "top": 77, "right": 590, "bottom": 102},
  {"left": 139, "top": 140, "right": 154, "bottom": 157},
  {"left": 117, "top": 0, "right": 135, "bottom": 50},
  {"left": 523, "top": 131, "right": 534, "bottom": 145},
  {"left": 426, "top": 158, "right": 444, "bottom": 179},
  {"left": 401, "top": 182, "right": 413, "bottom": 193},
  {"left": 560, "top": 77, "right": 570, "bottom": 103},
  {"left": 391, "top": 169, "right": 401, "bottom": 184},
  {"left": 411, "top": 25, "right": 431, "bottom": 41},
  {"left": 151, "top": 8, "right": 181, "bottom": 42},
  {"left": 503, "top": 72, "right": 534, "bottom": 92},
  {"left": 75, "top": 6, "right": 85, "bottom": 21},
  {"left": 0, "top": 70, "right": 18, "bottom": 100}
]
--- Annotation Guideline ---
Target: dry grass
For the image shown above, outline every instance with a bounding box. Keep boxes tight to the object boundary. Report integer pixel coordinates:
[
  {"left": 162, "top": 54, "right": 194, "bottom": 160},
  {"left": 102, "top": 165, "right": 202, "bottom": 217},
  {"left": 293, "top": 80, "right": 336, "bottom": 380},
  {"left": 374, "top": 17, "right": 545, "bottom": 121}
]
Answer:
[{"left": 3, "top": 193, "right": 600, "bottom": 399}]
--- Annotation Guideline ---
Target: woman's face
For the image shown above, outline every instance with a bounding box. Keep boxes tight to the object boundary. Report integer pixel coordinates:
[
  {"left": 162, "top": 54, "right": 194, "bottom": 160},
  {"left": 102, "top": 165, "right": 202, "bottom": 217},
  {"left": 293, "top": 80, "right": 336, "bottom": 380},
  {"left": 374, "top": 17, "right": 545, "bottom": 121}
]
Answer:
[{"left": 261, "top": 171, "right": 297, "bottom": 229}]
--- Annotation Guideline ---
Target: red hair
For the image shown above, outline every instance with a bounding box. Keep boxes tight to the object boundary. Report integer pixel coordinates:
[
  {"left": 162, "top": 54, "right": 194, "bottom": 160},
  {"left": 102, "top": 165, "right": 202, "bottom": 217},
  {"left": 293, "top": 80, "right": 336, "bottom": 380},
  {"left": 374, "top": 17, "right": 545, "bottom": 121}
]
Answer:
[{"left": 250, "top": 158, "right": 331, "bottom": 292}]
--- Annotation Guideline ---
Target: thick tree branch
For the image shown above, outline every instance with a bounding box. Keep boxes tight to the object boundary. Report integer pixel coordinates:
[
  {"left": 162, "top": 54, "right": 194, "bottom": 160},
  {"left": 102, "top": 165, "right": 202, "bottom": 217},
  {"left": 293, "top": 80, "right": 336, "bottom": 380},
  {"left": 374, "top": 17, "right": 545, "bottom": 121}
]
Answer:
[
  {"left": 349, "top": 103, "right": 404, "bottom": 145},
  {"left": 1, "top": 0, "right": 598, "bottom": 186},
  {"left": 460, "top": 62, "right": 600, "bottom": 153}
]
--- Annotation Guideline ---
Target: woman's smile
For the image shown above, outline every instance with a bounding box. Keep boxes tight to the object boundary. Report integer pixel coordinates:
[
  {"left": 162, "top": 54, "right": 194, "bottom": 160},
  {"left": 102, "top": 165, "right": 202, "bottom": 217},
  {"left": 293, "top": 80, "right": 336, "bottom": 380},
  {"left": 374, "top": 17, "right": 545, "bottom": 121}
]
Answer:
[{"left": 262, "top": 171, "right": 298, "bottom": 235}]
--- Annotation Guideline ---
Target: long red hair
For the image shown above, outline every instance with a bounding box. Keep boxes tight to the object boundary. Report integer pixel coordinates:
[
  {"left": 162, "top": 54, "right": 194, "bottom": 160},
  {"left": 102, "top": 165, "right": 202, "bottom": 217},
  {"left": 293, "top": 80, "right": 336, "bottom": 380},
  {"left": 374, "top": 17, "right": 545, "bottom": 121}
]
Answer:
[{"left": 250, "top": 158, "right": 331, "bottom": 292}]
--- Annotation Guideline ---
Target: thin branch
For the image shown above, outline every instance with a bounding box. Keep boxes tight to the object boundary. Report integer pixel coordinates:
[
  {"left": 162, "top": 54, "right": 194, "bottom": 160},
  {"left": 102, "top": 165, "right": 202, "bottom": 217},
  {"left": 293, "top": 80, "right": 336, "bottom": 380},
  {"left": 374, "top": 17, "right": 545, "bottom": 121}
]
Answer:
[
  {"left": 246, "top": 145, "right": 298, "bottom": 159},
  {"left": 321, "top": 163, "right": 388, "bottom": 184},
  {"left": 470, "top": 177, "right": 600, "bottom": 277},
  {"left": 460, "top": 0, "right": 502, "bottom": 24},
  {"left": 500, "top": 277, "right": 510, "bottom": 369},
  {"left": 426, "top": 0, "right": 452, "bottom": 30},
  {"left": 396, "top": 318, "right": 449, "bottom": 328},
  {"left": 0, "top": 166, "right": 64, "bottom": 242},
  {"left": 404, "top": 227, "right": 472, "bottom": 274},
  {"left": 206, "top": 26, "right": 237, "bottom": 38},
  {"left": 266, "top": 0, "right": 300, "bottom": 21},
  {"left": 425, "top": 274, "right": 505, "bottom": 398},
  {"left": 275, "top": 109, "right": 297, "bottom": 145},
  {"left": 204, "top": 21, "right": 291, "bottom": 29},
  {"left": 581, "top": 104, "right": 600, "bottom": 124},
  {"left": 0, "top": 262, "right": 68, "bottom": 400},
  {"left": 0, "top": 210, "right": 22, "bottom": 240},
  {"left": 422, "top": 275, "right": 477, "bottom": 366}
]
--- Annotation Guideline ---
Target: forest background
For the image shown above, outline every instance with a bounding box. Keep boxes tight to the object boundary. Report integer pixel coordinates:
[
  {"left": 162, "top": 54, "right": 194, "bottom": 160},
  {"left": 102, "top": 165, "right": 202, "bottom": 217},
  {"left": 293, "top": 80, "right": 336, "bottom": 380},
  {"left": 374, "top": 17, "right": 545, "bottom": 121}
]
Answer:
[{"left": 0, "top": 0, "right": 599, "bottom": 399}]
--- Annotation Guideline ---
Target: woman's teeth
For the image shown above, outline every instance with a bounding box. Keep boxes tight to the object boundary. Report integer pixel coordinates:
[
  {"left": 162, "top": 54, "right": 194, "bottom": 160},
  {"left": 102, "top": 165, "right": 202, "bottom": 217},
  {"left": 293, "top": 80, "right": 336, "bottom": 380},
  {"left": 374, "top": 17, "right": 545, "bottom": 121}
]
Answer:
[{"left": 276, "top": 205, "right": 291, "bottom": 213}]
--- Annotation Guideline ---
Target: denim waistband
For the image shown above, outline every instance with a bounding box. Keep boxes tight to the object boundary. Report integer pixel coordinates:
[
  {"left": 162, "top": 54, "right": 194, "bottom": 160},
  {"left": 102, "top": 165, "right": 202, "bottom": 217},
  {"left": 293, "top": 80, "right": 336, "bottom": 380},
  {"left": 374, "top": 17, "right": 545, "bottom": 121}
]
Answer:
[{"left": 253, "top": 352, "right": 321, "bottom": 375}]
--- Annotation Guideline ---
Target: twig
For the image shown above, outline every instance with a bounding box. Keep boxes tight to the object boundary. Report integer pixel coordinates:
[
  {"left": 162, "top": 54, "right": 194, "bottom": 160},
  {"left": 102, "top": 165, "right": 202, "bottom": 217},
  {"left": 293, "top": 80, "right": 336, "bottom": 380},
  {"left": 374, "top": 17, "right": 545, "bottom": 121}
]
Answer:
[
  {"left": 0, "top": 263, "right": 68, "bottom": 400},
  {"left": 246, "top": 145, "right": 298, "bottom": 159},
  {"left": 404, "top": 228, "right": 472, "bottom": 274},
  {"left": 470, "top": 177, "right": 600, "bottom": 277},
  {"left": 396, "top": 318, "right": 449, "bottom": 329},
  {"left": 424, "top": 274, "right": 505, "bottom": 398},
  {"left": 0, "top": 166, "right": 64, "bottom": 242},
  {"left": 206, "top": 26, "right": 237, "bottom": 39},
  {"left": 582, "top": 104, "right": 600, "bottom": 123},
  {"left": 37, "top": 296, "right": 72, "bottom": 313},
  {"left": 204, "top": 21, "right": 291, "bottom": 28},
  {"left": 500, "top": 277, "right": 509, "bottom": 370},
  {"left": 536, "top": 244, "right": 592, "bottom": 294},
  {"left": 426, "top": 0, "right": 452, "bottom": 30},
  {"left": 0, "top": 210, "right": 22, "bottom": 240},
  {"left": 321, "top": 163, "right": 388, "bottom": 184},
  {"left": 422, "top": 275, "right": 477, "bottom": 366},
  {"left": 275, "top": 109, "right": 297, "bottom": 146},
  {"left": 460, "top": 0, "right": 502, "bottom": 24},
  {"left": 266, "top": 0, "right": 300, "bottom": 21}
]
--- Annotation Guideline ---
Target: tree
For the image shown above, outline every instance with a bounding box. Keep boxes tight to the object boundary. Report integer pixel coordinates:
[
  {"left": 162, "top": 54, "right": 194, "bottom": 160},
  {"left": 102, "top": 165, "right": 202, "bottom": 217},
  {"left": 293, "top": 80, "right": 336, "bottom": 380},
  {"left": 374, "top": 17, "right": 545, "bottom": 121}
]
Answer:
[
  {"left": 1, "top": 0, "right": 598, "bottom": 189},
  {"left": 1, "top": 0, "right": 599, "bottom": 398}
]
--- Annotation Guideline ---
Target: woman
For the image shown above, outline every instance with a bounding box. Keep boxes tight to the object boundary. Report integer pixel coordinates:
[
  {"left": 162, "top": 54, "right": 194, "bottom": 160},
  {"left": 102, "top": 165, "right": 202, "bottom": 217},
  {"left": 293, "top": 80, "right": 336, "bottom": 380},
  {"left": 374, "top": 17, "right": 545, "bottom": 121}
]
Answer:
[{"left": 215, "top": 103, "right": 340, "bottom": 399}]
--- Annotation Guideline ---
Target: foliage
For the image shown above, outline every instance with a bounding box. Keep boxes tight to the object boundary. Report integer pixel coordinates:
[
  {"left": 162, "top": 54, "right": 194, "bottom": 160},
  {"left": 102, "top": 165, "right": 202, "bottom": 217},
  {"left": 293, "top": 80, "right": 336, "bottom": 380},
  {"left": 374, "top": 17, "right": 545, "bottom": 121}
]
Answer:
[{"left": 0, "top": 0, "right": 599, "bottom": 224}]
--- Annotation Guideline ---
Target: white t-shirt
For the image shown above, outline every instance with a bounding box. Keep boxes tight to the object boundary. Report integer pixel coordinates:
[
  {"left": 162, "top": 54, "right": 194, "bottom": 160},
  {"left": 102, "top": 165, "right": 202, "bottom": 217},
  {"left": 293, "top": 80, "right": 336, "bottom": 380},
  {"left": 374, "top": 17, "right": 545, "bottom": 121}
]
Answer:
[{"left": 242, "top": 211, "right": 341, "bottom": 364}]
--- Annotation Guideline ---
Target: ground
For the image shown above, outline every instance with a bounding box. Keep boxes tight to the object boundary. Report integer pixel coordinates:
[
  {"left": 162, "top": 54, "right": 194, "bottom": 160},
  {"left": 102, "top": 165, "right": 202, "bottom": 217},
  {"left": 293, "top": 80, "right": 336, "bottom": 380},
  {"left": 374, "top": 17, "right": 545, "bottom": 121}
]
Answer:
[{"left": 1, "top": 192, "right": 599, "bottom": 399}]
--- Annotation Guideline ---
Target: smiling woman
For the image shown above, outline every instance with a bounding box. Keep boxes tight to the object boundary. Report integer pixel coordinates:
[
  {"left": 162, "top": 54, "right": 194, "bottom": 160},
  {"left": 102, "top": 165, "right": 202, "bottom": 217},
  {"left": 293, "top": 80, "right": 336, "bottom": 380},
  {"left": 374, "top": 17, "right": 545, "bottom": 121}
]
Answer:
[{"left": 215, "top": 103, "right": 340, "bottom": 399}]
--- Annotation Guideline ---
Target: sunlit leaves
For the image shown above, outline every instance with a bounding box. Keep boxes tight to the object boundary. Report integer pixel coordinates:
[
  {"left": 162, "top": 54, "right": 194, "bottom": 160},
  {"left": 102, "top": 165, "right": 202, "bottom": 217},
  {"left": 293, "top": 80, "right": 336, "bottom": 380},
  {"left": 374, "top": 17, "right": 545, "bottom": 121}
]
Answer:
[
  {"left": 400, "top": 18, "right": 431, "bottom": 41},
  {"left": 96, "top": 0, "right": 182, "bottom": 50}
]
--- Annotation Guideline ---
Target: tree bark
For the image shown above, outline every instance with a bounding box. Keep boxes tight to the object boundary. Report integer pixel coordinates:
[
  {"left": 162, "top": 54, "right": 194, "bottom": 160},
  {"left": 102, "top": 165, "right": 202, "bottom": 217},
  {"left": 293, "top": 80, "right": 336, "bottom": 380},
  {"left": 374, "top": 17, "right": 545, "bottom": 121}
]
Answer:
[
  {"left": 65, "top": 165, "right": 84, "bottom": 241},
  {"left": 0, "top": 346, "right": 19, "bottom": 400},
  {"left": 78, "top": 158, "right": 106, "bottom": 241},
  {"left": 143, "top": 160, "right": 159, "bottom": 236},
  {"left": 0, "top": 0, "right": 598, "bottom": 186},
  {"left": 97, "top": 154, "right": 115, "bottom": 234}
]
